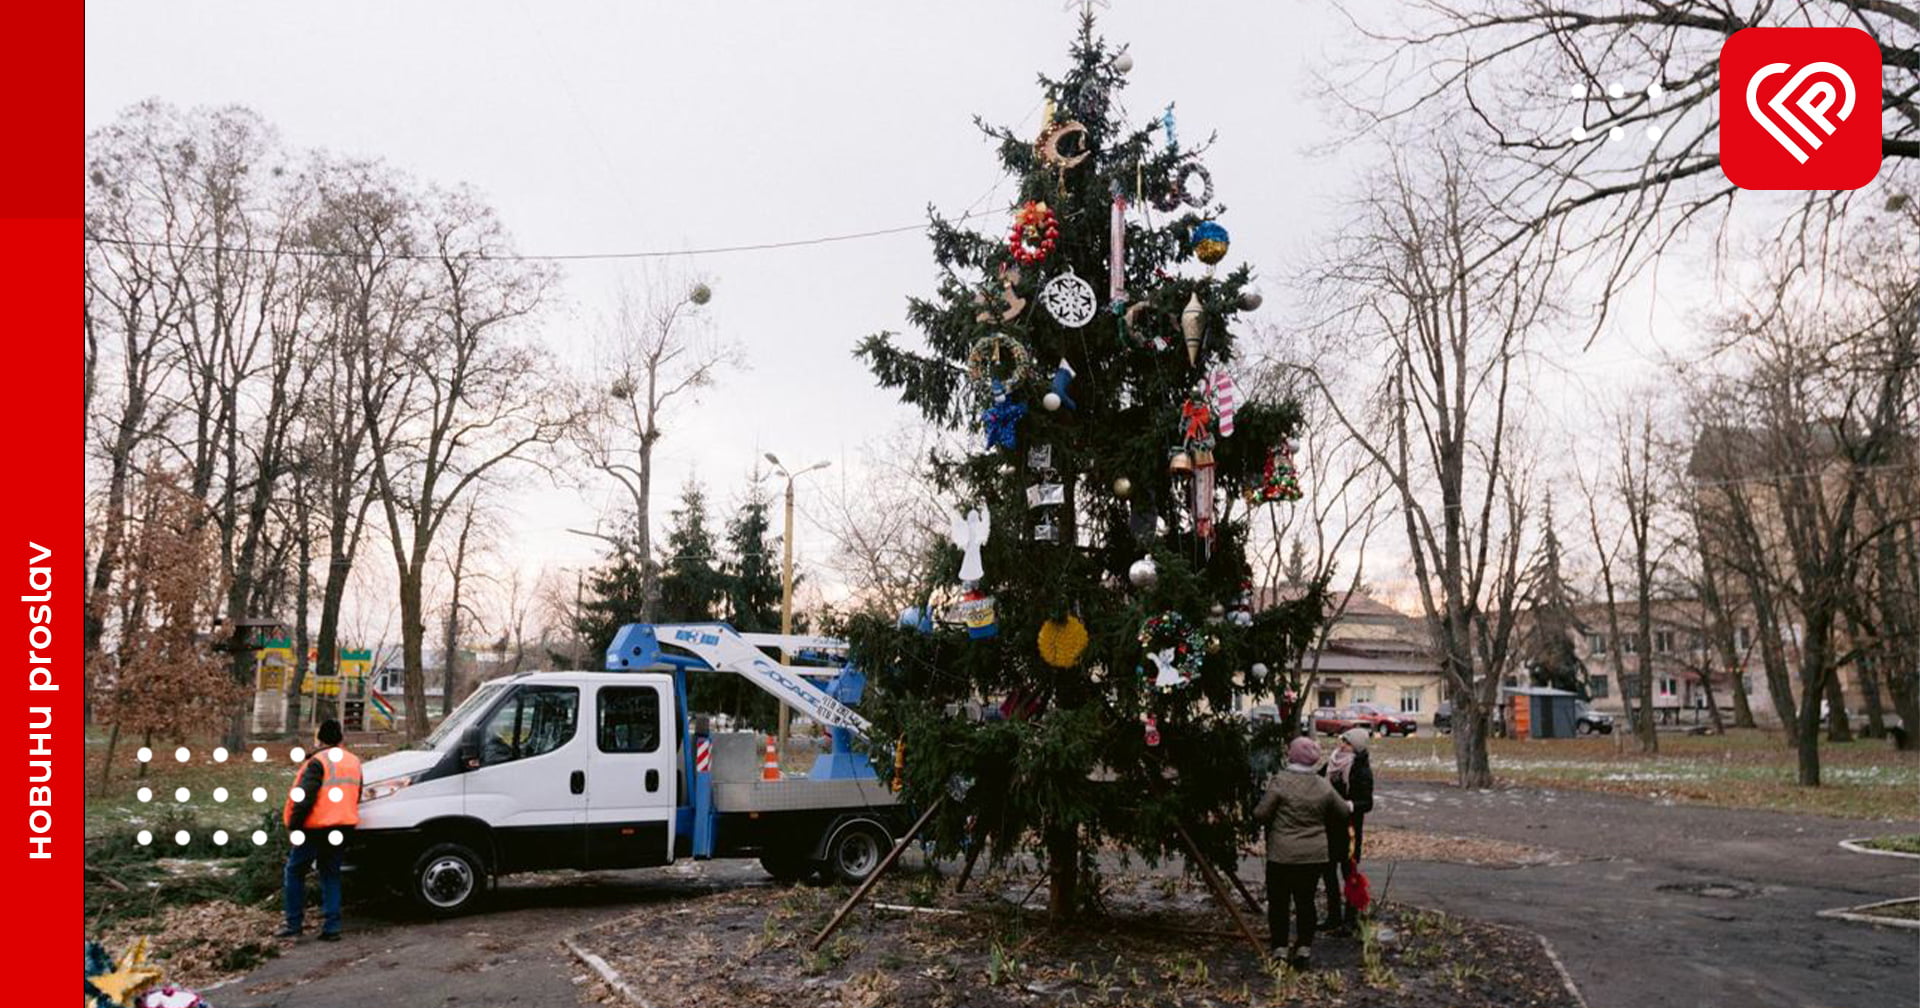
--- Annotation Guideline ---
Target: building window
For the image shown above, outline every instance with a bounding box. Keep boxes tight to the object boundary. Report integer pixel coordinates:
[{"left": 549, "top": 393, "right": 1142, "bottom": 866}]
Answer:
[
  {"left": 1688, "top": 633, "right": 1704, "bottom": 652},
  {"left": 1588, "top": 634, "right": 1607, "bottom": 655},
  {"left": 1589, "top": 674, "right": 1610, "bottom": 698},
  {"left": 1317, "top": 689, "right": 1338, "bottom": 709},
  {"left": 1399, "top": 687, "right": 1422, "bottom": 714},
  {"left": 1654, "top": 631, "right": 1674, "bottom": 654},
  {"left": 1352, "top": 686, "right": 1375, "bottom": 704},
  {"left": 1623, "top": 636, "right": 1639, "bottom": 654},
  {"left": 1659, "top": 677, "right": 1679, "bottom": 698},
  {"left": 1735, "top": 626, "right": 1751, "bottom": 650}
]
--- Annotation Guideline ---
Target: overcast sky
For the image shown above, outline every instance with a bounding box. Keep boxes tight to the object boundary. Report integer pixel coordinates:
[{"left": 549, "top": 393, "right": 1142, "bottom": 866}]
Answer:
[{"left": 86, "top": 1, "right": 1719, "bottom": 635}]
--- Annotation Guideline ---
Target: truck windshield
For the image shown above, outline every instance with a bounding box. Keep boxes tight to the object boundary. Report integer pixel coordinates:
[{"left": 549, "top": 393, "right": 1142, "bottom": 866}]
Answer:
[{"left": 418, "top": 681, "right": 506, "bottom": 750}]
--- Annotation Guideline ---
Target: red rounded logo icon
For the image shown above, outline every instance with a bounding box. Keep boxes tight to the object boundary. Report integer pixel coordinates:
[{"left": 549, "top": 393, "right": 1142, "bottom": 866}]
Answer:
[{"left": 1720, "top": 27, "right": 1883, "bottom": 190}]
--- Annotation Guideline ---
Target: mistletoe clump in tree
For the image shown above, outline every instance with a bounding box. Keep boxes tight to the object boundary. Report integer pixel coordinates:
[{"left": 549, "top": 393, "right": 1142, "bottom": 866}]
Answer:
[{"left": 852, "top": 20, "right": 1323, "bottom": 919}]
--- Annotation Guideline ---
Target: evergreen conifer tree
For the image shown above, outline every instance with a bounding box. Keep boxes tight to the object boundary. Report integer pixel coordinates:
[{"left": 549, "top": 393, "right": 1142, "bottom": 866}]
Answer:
[
  {"left": 850, "top": 19, "right": 1322, "bottom": 919},
  {"left": 658, "top": 481, "right": 728, "bottom": 622},
  {"left": 724, "top": 484, "right": 784, "bottom": 633},
  {"left": 574, "top": 515, "right": 646, "bottom": 661},
  {"left": 1520, "top": 496, "right": 1589, "bottom": 696}
]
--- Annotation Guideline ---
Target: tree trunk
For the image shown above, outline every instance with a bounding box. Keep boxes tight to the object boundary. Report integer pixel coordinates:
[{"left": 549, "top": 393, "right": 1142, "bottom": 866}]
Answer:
[
  {"left": 1044, "top": 823, "right": 1079, "bottom": 920},
  {"left": 1856, "top": 652, "right": 1887, "bottom": 739},
  {"left": 400, "top": 569, "right": 429, "bottom": 740},
  {"left": 1822, "top": 673, "right": 1853, "bottom": 743},
  {"left": 99, "top": 721, "right": 123, "bottom": 788},
  {"left": 1700, "top": 674, "right": 1725, "bottom": 735},
  {"left": 1633, "top": 649, "right": 1658, "bottom": 754},
  {"left": 1452, "top": 702, "right": 1493, "bottom": 788}
]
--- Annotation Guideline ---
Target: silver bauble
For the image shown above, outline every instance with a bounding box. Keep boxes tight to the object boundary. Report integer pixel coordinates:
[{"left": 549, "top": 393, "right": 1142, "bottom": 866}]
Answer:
[
  {"left": 1238, "top": 289, "right": 1263, "bottom": 311},
  {"left": 1042, "top": 392, "right": 1063, "bottom": 411},
  {"left": 1113, "top": 51, "right": 1134, "bottom": 73},
  {"left": 1128, "top": 556, "right": 1158, "bottom": 588},
  {"left": 1112, "top": 476, "right": 1132, "bottom": 498}
]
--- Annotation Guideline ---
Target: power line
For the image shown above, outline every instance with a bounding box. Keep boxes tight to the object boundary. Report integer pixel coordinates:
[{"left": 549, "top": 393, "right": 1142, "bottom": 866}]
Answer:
[{"left": 84, "top": 207, "right": 1002, "bottom": 263}]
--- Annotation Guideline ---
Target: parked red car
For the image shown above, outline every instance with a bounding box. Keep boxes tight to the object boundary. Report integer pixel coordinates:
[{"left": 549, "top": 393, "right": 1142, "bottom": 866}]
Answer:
[{"left": 1312, "top": 703, "right": 1418, "bottom": 737}]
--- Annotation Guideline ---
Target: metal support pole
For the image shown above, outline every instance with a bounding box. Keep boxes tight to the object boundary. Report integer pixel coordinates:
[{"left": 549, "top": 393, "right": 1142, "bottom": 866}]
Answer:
[
  {"left": 810, "top": 797, "right": 945, "bottom": 950},
  {"left": 777, "top": 476, "right": 796, "bottom": 760}
]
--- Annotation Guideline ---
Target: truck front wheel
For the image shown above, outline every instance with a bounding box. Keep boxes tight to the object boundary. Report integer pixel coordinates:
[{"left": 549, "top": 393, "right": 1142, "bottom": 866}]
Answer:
[
  {"left": 824, "top": 823, "right": 889, "bottom": 885},
  {"left": 410, "top": 841, "right": 486, "bottom": 916}
]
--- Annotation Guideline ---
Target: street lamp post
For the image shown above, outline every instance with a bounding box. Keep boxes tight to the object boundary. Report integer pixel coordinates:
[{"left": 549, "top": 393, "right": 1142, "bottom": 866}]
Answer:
[{"left": 764, "top": 452, "right": 830, "bottom": 760}]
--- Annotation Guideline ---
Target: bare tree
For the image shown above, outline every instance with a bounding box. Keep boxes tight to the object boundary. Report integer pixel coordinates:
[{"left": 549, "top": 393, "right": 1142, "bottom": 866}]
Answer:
[
  {"left": 1582, "top": 402, "right": 1664, "bottom": 753},
  {"left": 1306, "top": 143, "right": 1547, "bottom": 787},
  {"left": 361, "top": 188, "right": 568, "bottom": 739},
  {"left": 1330, "top": 0, "right": 1919, "bottom": 325},
  {"left": 806, "top": 426, "right": 953, "bottom": 618},
  {"left": 574, "top": 270, "right": 738, "bottom": 621}
]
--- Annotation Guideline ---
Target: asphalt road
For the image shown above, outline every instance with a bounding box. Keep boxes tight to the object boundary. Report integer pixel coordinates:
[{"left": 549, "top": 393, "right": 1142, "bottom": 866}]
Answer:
[
  {"left": 220, "top": 784, "right": 1919, "bottom": 1008},
  {"left": 1310, "top": 781, "right": 1920, "bottom": 1008}
]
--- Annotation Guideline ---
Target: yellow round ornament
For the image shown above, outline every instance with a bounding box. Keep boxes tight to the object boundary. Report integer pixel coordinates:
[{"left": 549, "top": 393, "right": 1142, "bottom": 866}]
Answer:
[{"left": 1037, "top": 615, "right": 1090, "bottom": 668}]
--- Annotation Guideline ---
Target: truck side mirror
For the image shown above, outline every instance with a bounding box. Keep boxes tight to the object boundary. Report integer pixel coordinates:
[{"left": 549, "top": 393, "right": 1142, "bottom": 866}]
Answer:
[{"left": 460, "top": 726, "right": 482, "bottom": 769}]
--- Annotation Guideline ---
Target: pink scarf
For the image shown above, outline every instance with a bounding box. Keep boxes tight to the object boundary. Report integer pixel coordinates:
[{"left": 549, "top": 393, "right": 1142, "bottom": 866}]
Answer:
[{"left": 1328, "top": 747, "right": 1355, "bottom": 786}]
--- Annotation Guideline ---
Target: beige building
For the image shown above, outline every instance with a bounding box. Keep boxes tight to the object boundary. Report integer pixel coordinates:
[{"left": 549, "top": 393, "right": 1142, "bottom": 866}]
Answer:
[{"left": 1258, "top": 589, "right": 1445, "bottom": 725}]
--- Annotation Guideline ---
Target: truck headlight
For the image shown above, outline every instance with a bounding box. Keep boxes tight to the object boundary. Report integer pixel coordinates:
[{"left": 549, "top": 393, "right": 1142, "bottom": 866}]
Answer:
[{"left": 363, "top": 774, "right": 418, "bottom": 802}]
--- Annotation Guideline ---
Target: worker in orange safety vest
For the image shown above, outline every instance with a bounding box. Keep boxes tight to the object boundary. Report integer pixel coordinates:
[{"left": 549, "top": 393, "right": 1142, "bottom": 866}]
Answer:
[{"left": 276, "top": 719, "right": 362, "bottom": 941}]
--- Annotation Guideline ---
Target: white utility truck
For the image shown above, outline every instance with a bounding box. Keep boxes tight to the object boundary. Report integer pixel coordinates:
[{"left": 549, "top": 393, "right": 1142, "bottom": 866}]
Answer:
[{"left": 349, "top": 623, "right": 905, "bottom": 914}]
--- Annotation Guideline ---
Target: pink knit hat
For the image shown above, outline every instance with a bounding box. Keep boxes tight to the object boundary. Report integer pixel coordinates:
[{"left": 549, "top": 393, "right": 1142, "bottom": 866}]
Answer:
[{"left": 1287, "top": 736, "right": 1322, "bottom": 767}]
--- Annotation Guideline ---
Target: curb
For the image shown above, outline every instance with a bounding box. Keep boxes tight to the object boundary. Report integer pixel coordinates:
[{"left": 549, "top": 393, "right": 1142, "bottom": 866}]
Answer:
[
  {"left": 562, "top": 935, "right": 655, "bottom": 1008},
  {"left": 1815, "top": 898, "right": 1920, "bottom": 931},
  {"left": 1838, "top": 838, "right": 1920, "bottom": 860},
  {"left": 1533, "top": 930, "right": 1592, "bottom": 1008}
]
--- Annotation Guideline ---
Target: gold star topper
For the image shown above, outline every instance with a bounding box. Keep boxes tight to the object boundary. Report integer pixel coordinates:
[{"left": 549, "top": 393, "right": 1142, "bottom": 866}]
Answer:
[{"left": 87, "top": 936, "right": 163, "bottom": 1008}]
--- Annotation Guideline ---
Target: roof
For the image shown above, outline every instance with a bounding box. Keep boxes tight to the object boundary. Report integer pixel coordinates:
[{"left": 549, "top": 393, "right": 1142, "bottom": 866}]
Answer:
[
  {"left": 1502, "top": 686, "right": 1581, "bottom": 697},
  {"left": 1295, "top": 652, "right": 1440, "bottom": 676}
]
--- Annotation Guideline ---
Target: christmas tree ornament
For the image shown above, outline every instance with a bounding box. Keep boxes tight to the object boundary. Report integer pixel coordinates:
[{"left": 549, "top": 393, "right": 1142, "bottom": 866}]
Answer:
[
  {"left": 981, "top": 380, "right": 1028, "bottom": 450},
  {"left": 1042, "top": 392, "right": 1062, "bottom": 411},
  {"left": 1142, "top": 713, "right": 1160, "bottom": 746},
  {"left": 1181, "top": 292, "right": 1205, "bottom": 364},
  {"left": 897, "top": 606, "right": 935, "bottom": 634},
  {"left": 1009, "top": 201, "right": 1059, "bottom": 265},
  {"left": 1248, "top": 441, "right": 1305, "bottom": 503},
  {"left": 1162, "top": 103, "right": 1178, "bottom": 148},
  {"left": 956, "top": 589, "right": 999, "bottom": 639},
  {"left": 1027, "top": 444, "right": 1054, "bottom": 470},
  {"left": 1112, "top": 476, "right": 1133, "bottom": 498},
  {"left": 1038, "top": 615, "right": 1090, "bottom": 667},
  {"left": 1168, "top": 449, "right": 1193, "bottom": 475},
  {"left": 1045, "top": 358, "right": 1077, "bottom": 411},
  {"left": 1109, "top": 192, "right": 1128, "bottom": 304},
  {"left": 1193, "top": 453, "right": 1217, "bottom": 548},
  {"left": 1128, "top": 555, "right": 1159, "bottom": 587},
  {"left": 1174, "top": 160, "right": 1215, "bottom": 208},
  {"left": 973, "top": 264, "right": 1028, "bottom": 323},
  {"left": 1036, "top": 119, "right": 1091, "bottom": 171},
  {"left": 1229, "top": 582, "right": 1254, "bottom": 627},
  {"left": 1040, "top": 268, "right": 1098, "bottom": 328},
  {"left": 87, "top": 937, "right": 163, "bottom": 1008},
  {"left": 1139, "top": 610, "right": 1208, "bottom": 688},
  {"left": 1203, "top": 371, "right": 1240, "bottom": 436},
  {"left": 1206, "top": 634, "right": 1222, "bottom": 654},
  {"left": 1112, "top": 49, "right": 1134, "bottom": 74},
  {"left": 1238, "top": 288, "right": 1264, "bottom": 311},
  {"left": 1032, "top": 518, "right": 1060, "bottom": 543},
  {"left": 1210, "top": 603, "right": 1227, "bottom": 618},
  {"left": 966, "top": 334, "right": 1036, "bottom": 387},
  {"left": 1191, "top": 220, "right": 1230, "bottom": 266},
  {"left": 139, "top": 986, "right": 210, "bottom": 1008},
  {"left": 1179, "top": 395, "right": 1214, "bottom": 443},
  {"left": 950, "top": 508, "right": 991, "bottom": 582},
  {"left": 1026, "top": 482, "right": 1065, "bottom": 508},
  {"left": 689, "top": 282, "right": 713, "bottom": 306}
]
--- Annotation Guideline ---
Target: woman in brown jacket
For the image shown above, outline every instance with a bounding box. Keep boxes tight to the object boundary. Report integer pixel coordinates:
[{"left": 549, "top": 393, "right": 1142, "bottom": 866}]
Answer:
[{"left": 1253, "top": 736, "right": 1350, "bottom": 968}]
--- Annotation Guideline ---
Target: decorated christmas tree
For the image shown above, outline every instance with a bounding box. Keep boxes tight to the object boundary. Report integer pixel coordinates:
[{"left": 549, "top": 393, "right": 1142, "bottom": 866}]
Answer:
[{"left": 852, "top": 18, "right": 1324, "bottom": 918}]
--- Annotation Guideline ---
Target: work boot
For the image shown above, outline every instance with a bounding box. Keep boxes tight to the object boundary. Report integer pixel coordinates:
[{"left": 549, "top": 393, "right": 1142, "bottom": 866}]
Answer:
[
  {"left": 1290, "top": 945, "right": 1314, "bottom": 970},
  {"left": 273, "top": 926, "right": 300, "bottom": 939}
]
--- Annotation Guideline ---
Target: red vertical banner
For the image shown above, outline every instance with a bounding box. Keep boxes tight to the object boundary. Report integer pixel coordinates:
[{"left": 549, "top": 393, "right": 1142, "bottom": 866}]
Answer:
[{"left": 1, "top": 1, "right": 82, "bottom": 1000}]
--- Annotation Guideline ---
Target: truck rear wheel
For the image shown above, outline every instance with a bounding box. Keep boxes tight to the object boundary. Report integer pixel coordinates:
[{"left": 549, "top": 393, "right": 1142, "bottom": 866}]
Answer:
[
  {"left": 410, "top": 841, "right": 486, "bottom": 916},
  {"left": 759, "top": 854, "right": 815, "bottom": 884},
  {"left": 824, "top": 822, "right": 889, "bottom": 885}
]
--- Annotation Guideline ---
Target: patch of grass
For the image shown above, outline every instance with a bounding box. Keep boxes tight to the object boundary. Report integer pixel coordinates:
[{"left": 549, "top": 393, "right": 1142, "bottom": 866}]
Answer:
[
  {"left": 86, "top": 807, "right": 286, "bottom": 930},
  {"left": 1859, "top": 834, "right": 1920, "bottom": 855},
  {"left": 1374, "top": 729, "right": 1920, "bottom": 820}
]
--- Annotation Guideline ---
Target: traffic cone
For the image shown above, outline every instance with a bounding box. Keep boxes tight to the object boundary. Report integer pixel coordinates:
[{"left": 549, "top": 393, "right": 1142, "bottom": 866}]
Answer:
[{"left": 762, "top": 735, "right": 781, "bottom": 781}]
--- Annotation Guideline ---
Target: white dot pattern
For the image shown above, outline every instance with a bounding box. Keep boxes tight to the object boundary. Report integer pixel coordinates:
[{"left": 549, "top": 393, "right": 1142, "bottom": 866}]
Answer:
[
  {"left": 252, "top": 830, "right": 268, "bottom": 846},
  {"left": 290, "top": 747, "right": 306, "bottom": 762},
  {"left": 174, "top": 830, "right": 191, "bottom": 846},
  {"left": 252, "top": 747, "right": 268, "bottom": 763},
  {"left": 213, "top": 830, "right": 230, "bottom": 846},
  {"left": 328, "top": 787, "right": 343, "bottom": 803},
  {"left": 174, "top": 787, "right": 191, "bottom": 803},
  {"left": 135, "top": 787, "right": 152, "bottom": 804},
  {"left": 252, "top": 787, "right": 268, "bottom": 802},
  {"left": 329, "top": 747, "right": 344, "bottom": 763},
  {"left": 174, "top": 747, "right": 191, "bottom": 763},
  {"left": 289, "top": 830, "right": 306, "bottom": 845},
  {"left": 328, "top": 830, "right": 344, "bottom": 846},
  {"left": 136, "top": 747, "right": 153, "bottom": 763},
  {"left": 213, "top": 787, "right": 229, "bottom": 802},
  {"left": 289, "top": 787, "right": 306, "bottom": 803},
  {"left": 136, "top": 830, "right": 153, "bottom": 846},
  {"left": 213, "top": 747, "right": 229, "bottom": 763}
]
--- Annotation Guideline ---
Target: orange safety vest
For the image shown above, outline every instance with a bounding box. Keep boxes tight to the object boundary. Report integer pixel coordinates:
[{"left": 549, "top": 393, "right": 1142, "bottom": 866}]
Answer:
[{"left": 282, "top": 748, "right": 363, "bottom": 828}]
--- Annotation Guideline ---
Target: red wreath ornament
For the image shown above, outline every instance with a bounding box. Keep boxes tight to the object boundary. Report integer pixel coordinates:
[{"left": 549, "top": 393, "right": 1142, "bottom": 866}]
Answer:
[{"left": 1009, "top": 200, "right": 1059, "bottom": 265}]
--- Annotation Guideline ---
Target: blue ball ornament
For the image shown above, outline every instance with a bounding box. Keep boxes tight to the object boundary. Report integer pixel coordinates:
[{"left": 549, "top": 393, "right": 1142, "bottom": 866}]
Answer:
[{"left": 1191, "top": 220, "right": 1230, "bottom": 266}]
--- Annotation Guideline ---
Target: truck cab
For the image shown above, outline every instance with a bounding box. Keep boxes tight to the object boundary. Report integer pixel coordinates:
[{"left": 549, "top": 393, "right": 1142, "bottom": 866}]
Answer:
[{"left": 350, "top": 624, "right": 903, "bottom": 914}]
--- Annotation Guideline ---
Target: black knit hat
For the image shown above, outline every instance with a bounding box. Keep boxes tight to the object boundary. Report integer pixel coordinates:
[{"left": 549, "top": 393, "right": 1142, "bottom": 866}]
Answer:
[{"left": 317, "top": 719, "right": 344, "bottom": 746}]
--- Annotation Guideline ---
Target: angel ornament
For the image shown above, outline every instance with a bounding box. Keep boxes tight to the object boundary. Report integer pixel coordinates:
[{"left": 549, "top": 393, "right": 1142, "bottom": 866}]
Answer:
[{"left": 951, "top": 508, "right": 991, "bottom": 583}]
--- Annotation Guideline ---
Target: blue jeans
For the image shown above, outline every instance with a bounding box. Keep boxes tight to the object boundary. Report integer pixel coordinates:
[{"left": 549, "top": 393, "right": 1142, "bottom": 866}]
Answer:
[{"left": 284, "top": 832, "right": 345, "bottom": 934}]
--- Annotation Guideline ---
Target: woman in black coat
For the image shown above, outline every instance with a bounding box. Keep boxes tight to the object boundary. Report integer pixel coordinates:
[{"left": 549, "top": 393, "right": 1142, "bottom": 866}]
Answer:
[{"left": 1320, "top": 727, "right": 1374, "bottom": 933}]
